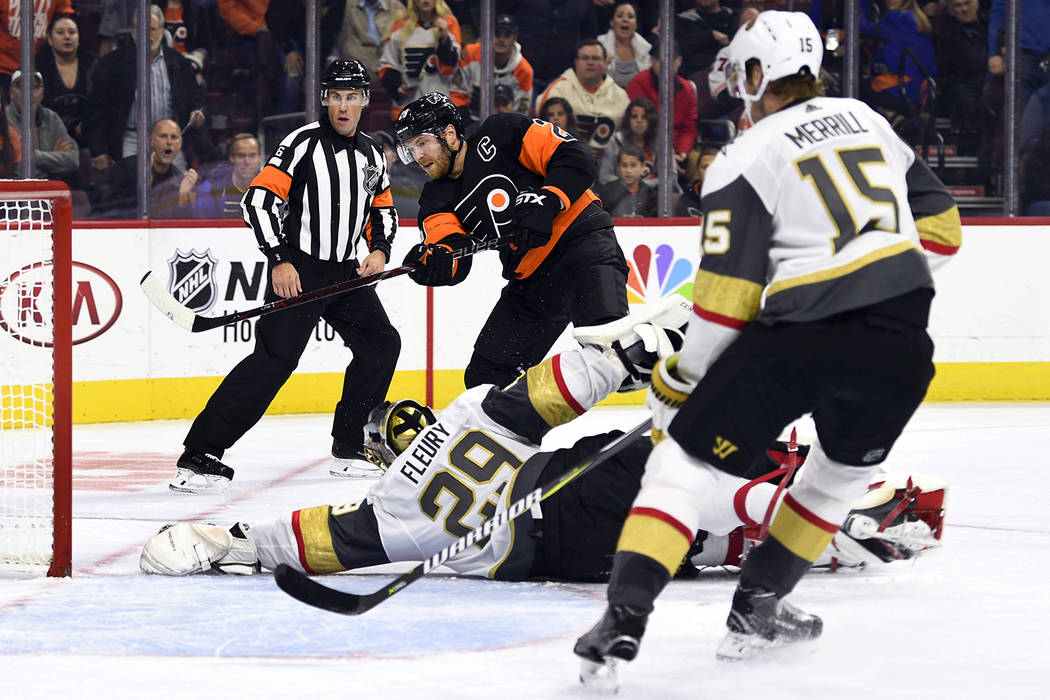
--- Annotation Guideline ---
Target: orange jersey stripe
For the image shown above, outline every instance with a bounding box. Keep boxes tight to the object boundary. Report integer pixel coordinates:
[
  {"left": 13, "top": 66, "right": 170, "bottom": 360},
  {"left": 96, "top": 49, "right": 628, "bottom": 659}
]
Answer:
[
  {"left": 517, "top": 121, "right": 566, "bottom": 177},
  {"left": 372, "top": 188, "right": 394, "bottom": 208},
  {"left": 422, "top": 212, "right": 469, "bottom": 244},
  {"left": 513, "top": 190, "right": 600, "bottom": 278},
  {"left": 251, "top": 164, "right": 292, "bottom": 201}
]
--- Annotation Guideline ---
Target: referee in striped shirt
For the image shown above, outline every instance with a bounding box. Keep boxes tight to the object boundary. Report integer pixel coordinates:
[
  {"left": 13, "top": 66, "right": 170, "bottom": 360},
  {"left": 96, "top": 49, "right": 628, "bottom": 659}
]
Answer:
[{"left": 170, "top": 60, "right": 401, "bottom": 493}]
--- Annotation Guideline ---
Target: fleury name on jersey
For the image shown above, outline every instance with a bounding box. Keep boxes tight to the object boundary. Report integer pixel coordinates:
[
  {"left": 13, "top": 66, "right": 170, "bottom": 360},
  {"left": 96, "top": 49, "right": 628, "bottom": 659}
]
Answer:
[{"left": 394, "top": 421, "right": 451, "bottom": 485}]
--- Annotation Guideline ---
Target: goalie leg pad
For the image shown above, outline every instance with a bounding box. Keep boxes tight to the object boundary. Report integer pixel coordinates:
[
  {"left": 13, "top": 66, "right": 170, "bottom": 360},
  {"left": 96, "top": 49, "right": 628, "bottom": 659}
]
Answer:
[
  {"left": 140, "top": 522, "right": 261, "bottom": 576},
  {"left": 831, "top": 473, "right": 947, "bottom": 564}
]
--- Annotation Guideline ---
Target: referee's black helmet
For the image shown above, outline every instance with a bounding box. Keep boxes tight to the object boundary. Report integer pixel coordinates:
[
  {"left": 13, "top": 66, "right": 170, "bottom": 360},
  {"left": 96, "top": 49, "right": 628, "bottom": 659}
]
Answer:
[
  {"left": 322, "top": 59, "right": 370, "bottom": 93},
  {"left": 394, "top": 92, "right": 463, "bottom": 163}
]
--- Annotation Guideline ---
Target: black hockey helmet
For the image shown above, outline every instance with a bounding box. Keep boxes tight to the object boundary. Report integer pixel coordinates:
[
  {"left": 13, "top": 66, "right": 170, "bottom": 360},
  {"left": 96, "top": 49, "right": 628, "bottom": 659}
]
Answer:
[
  {"left": 363, "top": 399, "right": 437, "bottom": 469},
  {"left": 321, "top": 59, "right": 370, "bottom": 105},
  {"left": 394, "top": 91, "right": 464, "bottom": 163}
]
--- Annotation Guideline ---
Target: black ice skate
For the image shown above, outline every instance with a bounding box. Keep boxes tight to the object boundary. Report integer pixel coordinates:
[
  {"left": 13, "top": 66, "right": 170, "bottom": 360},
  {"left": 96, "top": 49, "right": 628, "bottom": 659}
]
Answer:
[
  {"left": 329, "top": 438, "right": 383, "bottom": 478},
  {"left": 169, "top": 449, "right": 235, "bottom": 493},
  {"left": 716, "top": 585, "right": 823, "bottom": 661},
  {"left": 574, "top": 605, "right": 648, "bottom": 694}
]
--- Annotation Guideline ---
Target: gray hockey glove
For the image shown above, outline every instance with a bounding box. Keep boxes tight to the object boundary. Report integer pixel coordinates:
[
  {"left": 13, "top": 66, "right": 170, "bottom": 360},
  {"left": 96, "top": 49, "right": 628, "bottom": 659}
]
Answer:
[{"left": 510, "top": 186, "right": 563, "bottom": 249}]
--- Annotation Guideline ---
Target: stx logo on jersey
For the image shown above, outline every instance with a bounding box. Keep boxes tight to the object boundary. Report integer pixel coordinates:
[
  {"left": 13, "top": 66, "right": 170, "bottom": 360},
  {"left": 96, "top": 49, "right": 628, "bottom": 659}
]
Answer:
[
  {"left": 712, "top": 436, "right": 739, "bottom": 459},
  {"left": 626, "top": 243, "right": 696, "bottom": 304},
  {"left": 167, "top": 249, "right": 218, "bottom": 313},
  {"left": 515, "top": 191, "right": 547, "bottom": 207}
]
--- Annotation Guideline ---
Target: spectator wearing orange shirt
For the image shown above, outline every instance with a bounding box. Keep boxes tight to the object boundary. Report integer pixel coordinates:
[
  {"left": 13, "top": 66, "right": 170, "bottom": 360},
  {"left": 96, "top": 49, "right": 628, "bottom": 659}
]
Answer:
[{"left": 0, "top": 0, "right": 73, "bottom": 101}]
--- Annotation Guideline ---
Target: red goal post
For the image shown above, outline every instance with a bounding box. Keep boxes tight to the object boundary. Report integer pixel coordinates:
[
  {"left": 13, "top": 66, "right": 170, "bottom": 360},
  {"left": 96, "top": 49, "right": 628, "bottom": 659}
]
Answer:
[{"left": 0, "top": 180, "right": 72, "bottom": 577}]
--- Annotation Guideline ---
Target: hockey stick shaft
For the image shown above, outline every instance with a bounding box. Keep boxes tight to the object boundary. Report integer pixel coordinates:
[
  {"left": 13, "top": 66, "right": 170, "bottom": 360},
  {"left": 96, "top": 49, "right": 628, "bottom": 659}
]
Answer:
[
  {"left": 274, "top": 417, "right": 653, "bottom": 616},
  {"left": 141, "top": 237, "right": 504, "bottom": 332}
]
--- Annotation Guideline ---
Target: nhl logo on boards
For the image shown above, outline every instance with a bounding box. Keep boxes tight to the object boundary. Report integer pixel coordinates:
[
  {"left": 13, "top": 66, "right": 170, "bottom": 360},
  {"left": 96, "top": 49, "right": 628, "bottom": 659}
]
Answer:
[{"left": 167, "top": 249, "right": 218, "bottom": 313}]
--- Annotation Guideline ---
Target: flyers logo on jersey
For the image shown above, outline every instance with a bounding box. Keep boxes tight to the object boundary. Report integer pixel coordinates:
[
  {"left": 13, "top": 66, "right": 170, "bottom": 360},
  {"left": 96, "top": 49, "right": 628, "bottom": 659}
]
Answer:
[{"left": 455, "top": 174, "right": 518, "bottom": 240}]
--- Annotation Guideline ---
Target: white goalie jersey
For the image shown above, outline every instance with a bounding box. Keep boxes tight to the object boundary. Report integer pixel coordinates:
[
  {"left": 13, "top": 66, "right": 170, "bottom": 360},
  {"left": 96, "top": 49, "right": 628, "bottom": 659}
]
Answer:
[{"left": 234, "top": 346, "right": 629, "bottom": 579}]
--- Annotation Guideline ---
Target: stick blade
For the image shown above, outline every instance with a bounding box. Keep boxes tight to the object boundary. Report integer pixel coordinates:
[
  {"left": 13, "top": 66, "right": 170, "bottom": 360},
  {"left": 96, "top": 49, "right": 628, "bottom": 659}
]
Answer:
[
  {"left": 273, "top": 564, "right": 371, "bottom": 616},
  {"left": 140, "top": 270, "right": 198, "bottom": 331}
]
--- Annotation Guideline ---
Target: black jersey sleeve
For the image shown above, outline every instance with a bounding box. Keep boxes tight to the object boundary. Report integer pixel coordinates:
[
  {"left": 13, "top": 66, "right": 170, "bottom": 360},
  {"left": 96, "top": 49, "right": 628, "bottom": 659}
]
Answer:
[{"left": 483, "top": 112, "right": 598, "bottom": 208}]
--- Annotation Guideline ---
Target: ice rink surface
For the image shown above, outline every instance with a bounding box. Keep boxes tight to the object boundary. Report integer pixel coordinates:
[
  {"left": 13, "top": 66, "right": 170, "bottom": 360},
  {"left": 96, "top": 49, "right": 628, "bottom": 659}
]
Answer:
[{"left": 2, "top": 403, "right": 1048, "bottom": 699}]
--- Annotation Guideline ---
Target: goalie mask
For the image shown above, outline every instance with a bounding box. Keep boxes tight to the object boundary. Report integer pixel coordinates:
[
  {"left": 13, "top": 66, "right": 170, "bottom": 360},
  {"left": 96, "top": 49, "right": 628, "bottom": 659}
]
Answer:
[
  {"left": 363, "top": 399, "right": 437, "bottom": 469},
  {"left": 724, "top": 11, "right": 822, "bottom": 120}
]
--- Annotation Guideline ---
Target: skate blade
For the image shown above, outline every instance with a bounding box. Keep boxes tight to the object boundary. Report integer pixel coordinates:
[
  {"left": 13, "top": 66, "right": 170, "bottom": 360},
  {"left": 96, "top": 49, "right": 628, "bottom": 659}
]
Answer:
[
  {"left": 328, "top": 458, "right": 382, "bottom": 479},
  {"left": 579, "top": 656, "right": 624, "bottom": 695},
  {"left": 716, "top": 631, "right": 820, "bottom": 662},
  {"left": 168, "top": 467, "right": 230, "bottom": 494}
]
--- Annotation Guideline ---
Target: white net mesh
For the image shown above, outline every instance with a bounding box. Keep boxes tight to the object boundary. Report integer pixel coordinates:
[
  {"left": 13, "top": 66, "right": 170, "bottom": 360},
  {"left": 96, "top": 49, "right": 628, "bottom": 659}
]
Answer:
[{"left": 0, "top": 198, "right": 58, "bottom": 577}]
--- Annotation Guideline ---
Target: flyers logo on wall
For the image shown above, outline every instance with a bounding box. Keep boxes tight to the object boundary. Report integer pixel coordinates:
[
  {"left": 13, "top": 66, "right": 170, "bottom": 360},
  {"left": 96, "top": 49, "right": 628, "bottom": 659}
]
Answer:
[
  {"left": 167, "top": 249, "right": 217, "bottom": 312},
  {"left": 0, "top": 261, "right": 123, "bottom": 346}
]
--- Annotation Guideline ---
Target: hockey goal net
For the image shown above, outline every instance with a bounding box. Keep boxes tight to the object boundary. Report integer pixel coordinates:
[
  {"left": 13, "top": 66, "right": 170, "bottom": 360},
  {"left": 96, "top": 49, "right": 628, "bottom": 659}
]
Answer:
[{"left": 0, "top": 181, "right": 72, "bottom": 577}]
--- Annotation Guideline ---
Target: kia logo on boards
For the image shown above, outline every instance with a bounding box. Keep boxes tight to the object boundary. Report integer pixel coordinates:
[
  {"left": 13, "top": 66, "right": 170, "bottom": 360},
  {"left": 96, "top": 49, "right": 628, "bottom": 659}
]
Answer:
[{"left": 0, "top": 261, "right": 123, "bottom": 346}]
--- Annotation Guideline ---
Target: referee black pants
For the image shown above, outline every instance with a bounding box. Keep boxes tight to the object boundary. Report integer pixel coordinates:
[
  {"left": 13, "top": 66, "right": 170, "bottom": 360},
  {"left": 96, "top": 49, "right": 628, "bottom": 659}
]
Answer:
[{"left": 185, "top": 250, "right": 401, "bottom": 457}]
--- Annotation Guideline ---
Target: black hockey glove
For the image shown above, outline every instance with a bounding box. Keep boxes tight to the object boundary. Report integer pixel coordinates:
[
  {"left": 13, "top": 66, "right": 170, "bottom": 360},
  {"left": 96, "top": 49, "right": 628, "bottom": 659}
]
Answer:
[
  {"left": 510, "top": 187, "right": 563, "bottom": 249},
  {"left": 402, "top": 239, "right": 472, "bottom": 286}
]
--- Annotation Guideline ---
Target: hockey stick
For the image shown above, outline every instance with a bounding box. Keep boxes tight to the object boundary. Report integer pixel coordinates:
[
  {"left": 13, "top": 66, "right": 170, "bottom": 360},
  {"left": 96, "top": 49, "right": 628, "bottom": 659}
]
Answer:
[
  {"left": 273, "top": 417, "right": 653, "bottom": 616},
  {"left": 141, "top": 237, "right": 505, "bottom": 332}
]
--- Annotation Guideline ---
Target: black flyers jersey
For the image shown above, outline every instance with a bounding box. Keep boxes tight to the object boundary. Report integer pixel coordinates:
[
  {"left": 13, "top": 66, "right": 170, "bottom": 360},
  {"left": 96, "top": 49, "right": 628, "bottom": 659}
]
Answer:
[{"left": 416, "top": 112, "right": 610, "bottom": 279}]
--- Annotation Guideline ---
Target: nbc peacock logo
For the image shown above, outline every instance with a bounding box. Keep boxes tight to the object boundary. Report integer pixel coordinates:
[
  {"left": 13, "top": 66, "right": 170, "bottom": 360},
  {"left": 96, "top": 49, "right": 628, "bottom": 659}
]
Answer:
[{"left": 626, "top": 244, "right": 695, "bottom": 305}]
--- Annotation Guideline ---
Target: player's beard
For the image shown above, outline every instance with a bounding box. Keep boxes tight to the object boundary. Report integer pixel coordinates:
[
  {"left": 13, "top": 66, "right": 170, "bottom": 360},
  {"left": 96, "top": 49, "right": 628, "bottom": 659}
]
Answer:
[{"left": 422, "top": 147, "right": 452, "bottom": 179}]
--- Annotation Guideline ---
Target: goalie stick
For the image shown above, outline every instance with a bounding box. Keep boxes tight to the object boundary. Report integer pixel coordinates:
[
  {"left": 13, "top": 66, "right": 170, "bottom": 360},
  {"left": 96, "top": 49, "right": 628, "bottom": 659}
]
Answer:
[
  {"left": 273, "top": 418, "right": 654, "bottom": 616},
  {"left": 141, "top": 237, "right": 506, "bottom": 332}
]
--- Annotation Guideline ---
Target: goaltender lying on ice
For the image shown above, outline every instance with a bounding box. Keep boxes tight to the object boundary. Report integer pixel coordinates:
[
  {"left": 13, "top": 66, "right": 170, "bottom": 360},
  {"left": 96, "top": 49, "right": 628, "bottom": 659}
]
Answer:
[{"left": 140, "top": 295, "right": 946, "bottom": 582}]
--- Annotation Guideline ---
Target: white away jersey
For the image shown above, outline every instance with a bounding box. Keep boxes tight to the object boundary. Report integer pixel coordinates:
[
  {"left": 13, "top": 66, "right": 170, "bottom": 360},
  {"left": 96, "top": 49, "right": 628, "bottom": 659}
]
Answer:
[
  {"left": 694, "top": 95, "right": 961, "bottom": 331},
  {"left": 366, "top": 346, "right": 625, "bottom": 578}
]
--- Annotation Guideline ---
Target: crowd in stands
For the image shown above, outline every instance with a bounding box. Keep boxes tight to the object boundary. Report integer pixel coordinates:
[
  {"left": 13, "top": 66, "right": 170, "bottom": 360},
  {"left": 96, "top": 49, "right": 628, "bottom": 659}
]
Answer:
[{"left": 0, "top": 0, "right": 1045, "bottom": 218}]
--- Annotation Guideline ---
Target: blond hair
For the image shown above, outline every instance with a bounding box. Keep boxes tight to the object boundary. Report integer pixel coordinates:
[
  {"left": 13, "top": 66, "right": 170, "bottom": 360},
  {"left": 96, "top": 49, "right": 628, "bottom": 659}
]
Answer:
[
  {"left": 394, "top": 0, "right": 454, "bottom": 42},
  {"left": 898, "top": 0, "right": 932, "bottom": 34}
]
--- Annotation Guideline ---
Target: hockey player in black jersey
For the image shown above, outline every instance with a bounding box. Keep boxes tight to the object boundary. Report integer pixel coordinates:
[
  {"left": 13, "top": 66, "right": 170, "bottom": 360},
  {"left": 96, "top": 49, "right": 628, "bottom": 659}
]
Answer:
[{"left": 394, "top": 91, "right": 629, "bottom": 389}]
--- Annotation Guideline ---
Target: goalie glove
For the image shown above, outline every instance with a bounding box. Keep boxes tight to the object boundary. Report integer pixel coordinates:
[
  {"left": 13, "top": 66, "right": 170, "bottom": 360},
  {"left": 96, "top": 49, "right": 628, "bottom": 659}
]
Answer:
[
  {"left": 574, "top": 295, "right": 693, "bottom": 392},
  {"left": 140, "top": 522, "right": 261, "bottom": 576},
  {"left": 646, "top": 353, "right": 698, "bottom": 445},
  {"left": 510, "top": 186, "right": 563, "bottom": 249}
]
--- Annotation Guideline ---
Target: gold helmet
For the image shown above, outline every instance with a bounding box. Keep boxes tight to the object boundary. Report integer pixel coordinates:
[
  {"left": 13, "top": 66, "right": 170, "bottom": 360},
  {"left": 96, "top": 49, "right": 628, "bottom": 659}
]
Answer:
[{"left": 362, "top": 399, "right": 437, "bottom": 469}]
